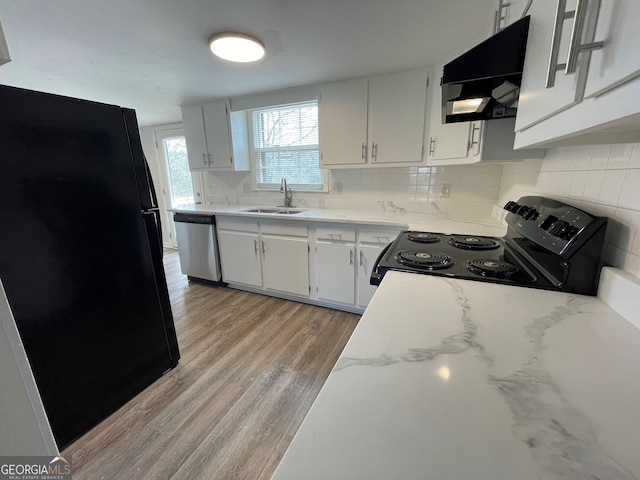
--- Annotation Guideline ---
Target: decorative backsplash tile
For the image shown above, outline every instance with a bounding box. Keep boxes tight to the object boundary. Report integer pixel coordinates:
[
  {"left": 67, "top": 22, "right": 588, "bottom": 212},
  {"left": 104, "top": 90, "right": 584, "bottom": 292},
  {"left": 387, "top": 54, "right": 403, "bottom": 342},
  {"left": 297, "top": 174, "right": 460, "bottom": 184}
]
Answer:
[
  {"left": 499, "top": 143, "right": 640, "bottom": 279},
  {"left": 205, "top": 164, "right": 503, "bottom": 208}
]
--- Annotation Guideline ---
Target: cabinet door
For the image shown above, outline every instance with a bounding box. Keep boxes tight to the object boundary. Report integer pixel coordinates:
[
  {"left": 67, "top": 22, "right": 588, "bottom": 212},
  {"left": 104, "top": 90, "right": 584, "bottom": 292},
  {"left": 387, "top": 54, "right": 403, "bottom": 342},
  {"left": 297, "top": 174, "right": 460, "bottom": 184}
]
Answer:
[
  {"left": 357, "top": 244, "right": 384, "bottom": 309},
  {"left": 316, "top": 243, "right": 355, "bottom": 304},
  {"left": 425, "top": 64, "right": 477, "bottom": 165},
  {"left": 368, "top": 69, "right": 428, "bottom": 164},
  {"left": 515, "top": 0, "right": 588, "bottom": 132},
  {"left": 202, "top": 101, "right": 233, "bottom": 168},
  {"left": 584, "top": 0, "right": 640, "bottom": 98},
  {"left": 217, "top": 230, "right": 262, "bottom": 287},
  {"left": 318, "top": 80, "right": 368, "bottom": 166},
  {"left": 182, "top": 105, "right": 209, "bottom": 170},
  {"left": 261, "top": 235, "right": 309, "bottom": 296}
]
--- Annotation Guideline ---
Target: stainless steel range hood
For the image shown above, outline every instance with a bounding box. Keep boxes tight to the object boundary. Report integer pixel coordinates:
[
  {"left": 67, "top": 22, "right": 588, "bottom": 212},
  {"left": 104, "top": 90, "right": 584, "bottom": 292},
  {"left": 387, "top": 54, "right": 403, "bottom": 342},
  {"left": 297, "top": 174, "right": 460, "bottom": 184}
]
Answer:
[{"left": 442, "top": 15, "right": 530, "bottom": 124}]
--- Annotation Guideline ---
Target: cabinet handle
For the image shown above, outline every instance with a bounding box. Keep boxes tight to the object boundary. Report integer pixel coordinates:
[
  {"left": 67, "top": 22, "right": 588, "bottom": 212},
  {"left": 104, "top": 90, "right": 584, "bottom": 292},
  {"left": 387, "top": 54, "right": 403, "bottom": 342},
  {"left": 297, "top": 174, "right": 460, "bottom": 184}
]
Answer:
[
  {"left": 565, "top": 0, "right": 604, "bottom": 74},
  {"left": 262, "top": 240, "right": 266, "bottom": 255},
  {"left": 545, "top": 0, "right": 572, "bottom": 88},
  {"left": 202, "top": 152, "right": 208, "bottom": 165},
  {"left": 359, "top": 250, "right": 364, "bottom": 267},
  {"left": 349, "top": 249, "right": 354, "bottom": 265},
  {"left": 428, "top": 137, "right": 435, "bottom": 156},
  {"left": 371, "top": 143, "right": 378, "bottom": 162},
  {"left": 254, "top": 239, "right": 259, "bottom": 253},
  {"left": 361, "top": 143, "right": 367, "bottom": 160},
  {"left": 469, "top": 123, "right": 481, "bottom": 151},
  {"left": 493, "top": 0, "right": 509, "bottom": 34},
  {"left": 207, "top": 153, "right": 213, "bottom": 165}
]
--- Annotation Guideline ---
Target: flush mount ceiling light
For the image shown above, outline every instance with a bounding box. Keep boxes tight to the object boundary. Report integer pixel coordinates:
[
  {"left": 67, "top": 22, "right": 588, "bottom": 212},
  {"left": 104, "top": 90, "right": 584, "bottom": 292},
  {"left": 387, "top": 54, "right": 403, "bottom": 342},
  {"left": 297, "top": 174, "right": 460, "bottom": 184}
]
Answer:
[{"left": 208, "top": 32, "right": 265, "bottom": 63}]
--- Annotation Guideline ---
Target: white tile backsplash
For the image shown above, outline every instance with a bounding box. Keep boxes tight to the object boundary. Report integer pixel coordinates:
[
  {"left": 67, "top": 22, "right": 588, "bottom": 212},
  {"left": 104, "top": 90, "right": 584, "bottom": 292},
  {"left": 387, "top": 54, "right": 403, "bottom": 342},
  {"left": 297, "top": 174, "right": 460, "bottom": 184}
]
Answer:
[
  {"left": 499, "top": 142, "right": 640, "bottom": 280},
  {"left": 205, "top": 164, "right": 503, "bottom": 208}
]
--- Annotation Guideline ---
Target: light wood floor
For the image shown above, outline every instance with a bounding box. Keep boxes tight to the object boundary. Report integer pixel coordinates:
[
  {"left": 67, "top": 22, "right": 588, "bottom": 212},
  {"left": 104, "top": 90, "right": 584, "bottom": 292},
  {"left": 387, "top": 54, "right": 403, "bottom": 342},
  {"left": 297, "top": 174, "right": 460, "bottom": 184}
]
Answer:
[{"left": 63, "top": 248, "right": 360, "bottom": 479}]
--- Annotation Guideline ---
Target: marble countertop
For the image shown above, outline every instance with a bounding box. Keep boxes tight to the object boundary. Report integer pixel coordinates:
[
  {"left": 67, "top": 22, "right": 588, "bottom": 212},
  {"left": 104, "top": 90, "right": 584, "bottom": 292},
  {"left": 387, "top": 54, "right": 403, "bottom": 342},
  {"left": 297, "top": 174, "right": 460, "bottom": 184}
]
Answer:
[
  {"left": 169, "top": 203, "right": 507, "bottom": 237},
  {"left": 271, "top": 271, "right": 640, "bottom": 480}
]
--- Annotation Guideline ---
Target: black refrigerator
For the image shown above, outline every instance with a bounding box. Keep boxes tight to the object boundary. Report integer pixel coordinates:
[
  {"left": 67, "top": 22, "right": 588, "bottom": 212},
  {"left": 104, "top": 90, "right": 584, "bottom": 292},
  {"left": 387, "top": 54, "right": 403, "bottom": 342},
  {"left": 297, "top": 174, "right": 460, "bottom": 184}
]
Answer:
[{"left": 0, "top": 85, "right": 180, "bottom": 449}]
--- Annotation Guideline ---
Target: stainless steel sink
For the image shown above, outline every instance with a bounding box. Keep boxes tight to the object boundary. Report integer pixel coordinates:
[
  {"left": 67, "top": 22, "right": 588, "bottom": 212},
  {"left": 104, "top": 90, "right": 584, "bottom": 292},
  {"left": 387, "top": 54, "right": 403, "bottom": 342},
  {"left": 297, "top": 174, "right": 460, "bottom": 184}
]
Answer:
[{"left": 241, "top": 207, "right": 307, "bottom": 215}]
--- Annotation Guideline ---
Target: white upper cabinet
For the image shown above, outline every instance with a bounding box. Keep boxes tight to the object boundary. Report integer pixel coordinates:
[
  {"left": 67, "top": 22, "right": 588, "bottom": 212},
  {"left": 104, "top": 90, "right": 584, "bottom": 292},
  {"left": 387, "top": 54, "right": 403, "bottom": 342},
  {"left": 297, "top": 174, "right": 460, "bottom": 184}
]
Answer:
[
  {"left": 319, "top": 69, "right": 429, "bottom": 168},
  {"left": 317, "top": 79, "right": 368, "bottom": 166},
  {"left": 182, "top": 105, "right": 210, "bottom": 170},
  {"left": 514, "top": 0, "right": 640, "bottom": 148},
  {"left": 583, "top": 0, "right": 640, "bottom": 98},
  {"left": 181, "top": 100, "right": 250, "bottom": 171},
  {"left": 514, "top": 0, "right": 586, "bottom": 131},
  {"left": 202, "top": 101, "right": 233, "bottom": 168},
  {"left": 367, "top": 70, "right": 428, "bottom": 165}
]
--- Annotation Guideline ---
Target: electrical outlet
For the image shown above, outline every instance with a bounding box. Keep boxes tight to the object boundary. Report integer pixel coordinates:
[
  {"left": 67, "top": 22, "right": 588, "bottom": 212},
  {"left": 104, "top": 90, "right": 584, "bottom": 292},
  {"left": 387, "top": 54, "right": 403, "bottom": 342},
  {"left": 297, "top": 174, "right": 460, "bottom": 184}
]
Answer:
[
  {"left": 242, "top": 183, "right": 251, "bottom": 194},
  {"left": 331, "top": 182, "right": 343, "bottom": 194},
  {"left": 440, "top": 183, "right": 451, "bottom": 198}
]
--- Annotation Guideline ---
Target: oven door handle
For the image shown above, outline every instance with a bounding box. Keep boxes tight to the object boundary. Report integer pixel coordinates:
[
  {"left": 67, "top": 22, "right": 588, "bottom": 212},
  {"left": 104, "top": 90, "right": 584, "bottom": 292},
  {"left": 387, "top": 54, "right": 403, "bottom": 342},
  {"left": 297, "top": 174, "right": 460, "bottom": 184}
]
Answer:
[{"left": 369, "top": 241, "right": 394, "bottom": 286}]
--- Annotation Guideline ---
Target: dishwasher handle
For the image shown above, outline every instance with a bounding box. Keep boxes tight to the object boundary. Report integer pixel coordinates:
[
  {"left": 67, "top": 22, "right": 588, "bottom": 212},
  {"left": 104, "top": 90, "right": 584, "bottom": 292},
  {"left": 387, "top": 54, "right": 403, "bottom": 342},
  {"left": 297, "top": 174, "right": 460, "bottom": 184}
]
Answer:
[{"left": 173, "top": 213, "right": 216, "bottom": 225}]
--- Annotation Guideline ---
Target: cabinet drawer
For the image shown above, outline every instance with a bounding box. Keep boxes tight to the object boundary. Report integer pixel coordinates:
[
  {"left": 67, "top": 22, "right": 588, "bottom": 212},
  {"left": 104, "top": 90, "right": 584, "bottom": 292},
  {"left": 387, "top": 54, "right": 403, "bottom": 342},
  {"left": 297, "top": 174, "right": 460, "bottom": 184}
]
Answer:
[
  {"left": 316, "top": 225, "right": 356, "bottom": 242},
  {"left": 359, "top": 228, "right": 400, "bottom": 245},
  {"left": 216, "top": 216, "right": 259, "bottom": 232},
  {"left": 260, "top": 220, "right": 307, "bottom": 237}
]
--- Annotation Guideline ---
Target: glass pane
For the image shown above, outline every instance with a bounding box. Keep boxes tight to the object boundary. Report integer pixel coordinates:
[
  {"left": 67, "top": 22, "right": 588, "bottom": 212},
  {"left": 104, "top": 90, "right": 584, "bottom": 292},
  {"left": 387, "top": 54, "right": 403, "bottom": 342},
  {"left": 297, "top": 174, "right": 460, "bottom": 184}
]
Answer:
[
  {"left": 163, "top": 137, "right": 194, "bottom": 207},
  {"left": 252, "top": 102, "right": 322, "bottom": 189}
]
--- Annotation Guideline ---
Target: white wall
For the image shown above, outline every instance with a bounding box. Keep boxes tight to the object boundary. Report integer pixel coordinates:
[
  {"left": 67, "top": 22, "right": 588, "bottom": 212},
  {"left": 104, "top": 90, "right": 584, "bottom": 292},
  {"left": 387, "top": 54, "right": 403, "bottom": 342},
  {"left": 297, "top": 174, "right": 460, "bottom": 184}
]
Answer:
[
  {"left": 499, "top": 143, "right": 640, "bottom": 279},
  {"left": 0, "top": 281, "right": 58, "bottom": 455}
]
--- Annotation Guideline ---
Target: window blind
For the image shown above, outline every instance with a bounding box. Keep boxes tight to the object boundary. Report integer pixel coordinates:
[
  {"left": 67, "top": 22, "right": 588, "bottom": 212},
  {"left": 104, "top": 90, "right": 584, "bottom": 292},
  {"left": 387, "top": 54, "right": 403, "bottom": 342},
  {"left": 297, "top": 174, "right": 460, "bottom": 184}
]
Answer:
[{"left": 252, "top": 102, "right": 323, "bottom": 189}]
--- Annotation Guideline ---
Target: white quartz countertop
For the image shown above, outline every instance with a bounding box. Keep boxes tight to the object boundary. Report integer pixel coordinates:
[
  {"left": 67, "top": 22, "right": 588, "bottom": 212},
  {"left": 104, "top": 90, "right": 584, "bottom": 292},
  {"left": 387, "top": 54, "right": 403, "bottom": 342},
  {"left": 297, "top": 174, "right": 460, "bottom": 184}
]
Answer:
[
  {"left": 271, "top": 271, "right": 640, "bottom": 480},
  {"left": 169, "top": 203, "right": 507, "bottom": 237}
]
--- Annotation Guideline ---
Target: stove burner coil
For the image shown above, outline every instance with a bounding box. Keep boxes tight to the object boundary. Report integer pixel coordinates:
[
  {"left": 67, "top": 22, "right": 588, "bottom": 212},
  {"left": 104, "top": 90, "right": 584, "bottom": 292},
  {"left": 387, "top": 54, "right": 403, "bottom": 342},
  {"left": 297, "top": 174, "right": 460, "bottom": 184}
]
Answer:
[
  {"left": 448, "top": 236, "right": 499, "bottom": 250},
  {"left": 396, "top": 250, "right": 453, "bottom": 270},
  {"left": 464, "top": 259, "right": 519, "bottom": 278},
  {"left": 406, "top": 232, "right": 440, "bottom": 244}
]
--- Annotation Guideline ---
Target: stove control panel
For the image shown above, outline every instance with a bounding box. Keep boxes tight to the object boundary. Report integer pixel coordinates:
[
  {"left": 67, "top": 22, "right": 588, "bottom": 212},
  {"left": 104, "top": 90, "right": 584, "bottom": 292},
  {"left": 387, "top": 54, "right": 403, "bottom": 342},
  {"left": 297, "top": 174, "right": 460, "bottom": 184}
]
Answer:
[{"left": 504, "top": 197, "right": 607, "bottom": 257}]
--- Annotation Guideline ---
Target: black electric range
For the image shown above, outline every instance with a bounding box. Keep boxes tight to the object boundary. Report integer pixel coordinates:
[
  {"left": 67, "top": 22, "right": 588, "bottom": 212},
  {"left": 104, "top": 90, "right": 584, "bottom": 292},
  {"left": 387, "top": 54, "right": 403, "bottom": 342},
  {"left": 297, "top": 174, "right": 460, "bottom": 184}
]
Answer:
[{"left": 371, "top": 196, "right": 608, "bottom": 296}]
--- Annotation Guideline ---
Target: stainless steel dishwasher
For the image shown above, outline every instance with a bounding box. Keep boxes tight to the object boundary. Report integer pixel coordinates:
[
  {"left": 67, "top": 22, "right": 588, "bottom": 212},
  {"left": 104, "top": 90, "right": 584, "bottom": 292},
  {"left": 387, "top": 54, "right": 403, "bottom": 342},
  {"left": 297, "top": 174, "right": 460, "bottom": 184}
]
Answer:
[{"left": 173, "top": 213, "right": 222, "bottom": 283}]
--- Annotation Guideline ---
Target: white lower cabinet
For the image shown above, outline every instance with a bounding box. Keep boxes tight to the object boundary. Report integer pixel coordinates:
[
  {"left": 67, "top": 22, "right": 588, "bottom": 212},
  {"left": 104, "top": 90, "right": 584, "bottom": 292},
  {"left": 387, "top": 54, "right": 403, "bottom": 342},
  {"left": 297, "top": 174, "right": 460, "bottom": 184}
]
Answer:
[
  {"left": 316, "top": 242, "right": 356, "bottom": 305},
  {"left": 315, "top": 226, "right": 356, "bottom": 305},
  {"left": 356, "top": 244, "right": 384, "bottom": 309},
  {"left": 217, "top": 217, "right": 310, "bottom": 297},
  {"left": 313, "top": 224, "right": 402, "bottom": 311},
  {"left": 261, "top": 234, "right": 309, "bottom": 296},
  {"left": 217, "top": 215, "right": 401, "bottom": 312},
  {"left": 217, "top": 230, "right": 261, "bottom": 287},
  {"left": 356, "top": 228, "right": 399, "bottom": 309}
]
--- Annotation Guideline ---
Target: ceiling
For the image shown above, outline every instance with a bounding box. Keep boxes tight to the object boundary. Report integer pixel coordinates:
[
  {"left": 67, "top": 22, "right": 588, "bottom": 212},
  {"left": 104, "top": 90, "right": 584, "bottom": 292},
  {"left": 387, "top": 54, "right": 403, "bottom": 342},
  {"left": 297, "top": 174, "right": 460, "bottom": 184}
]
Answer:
[{"left": 0, "top": 0, "right": 498, "bottom": 126}]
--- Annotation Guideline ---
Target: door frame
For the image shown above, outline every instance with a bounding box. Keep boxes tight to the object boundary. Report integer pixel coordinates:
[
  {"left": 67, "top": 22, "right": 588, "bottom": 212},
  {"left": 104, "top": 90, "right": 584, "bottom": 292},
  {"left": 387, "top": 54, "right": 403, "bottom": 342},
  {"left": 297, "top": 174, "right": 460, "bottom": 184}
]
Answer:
[{"left": 153, "top": 126, "right": 204, "bottom": 248}]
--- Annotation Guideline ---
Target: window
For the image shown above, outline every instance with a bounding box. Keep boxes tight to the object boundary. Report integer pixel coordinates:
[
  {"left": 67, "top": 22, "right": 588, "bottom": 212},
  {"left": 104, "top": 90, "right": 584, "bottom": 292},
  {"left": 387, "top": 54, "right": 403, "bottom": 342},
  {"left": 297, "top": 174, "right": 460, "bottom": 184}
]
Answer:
[{"left": 251, "top": 102, "right": 325, "bottom": 191}]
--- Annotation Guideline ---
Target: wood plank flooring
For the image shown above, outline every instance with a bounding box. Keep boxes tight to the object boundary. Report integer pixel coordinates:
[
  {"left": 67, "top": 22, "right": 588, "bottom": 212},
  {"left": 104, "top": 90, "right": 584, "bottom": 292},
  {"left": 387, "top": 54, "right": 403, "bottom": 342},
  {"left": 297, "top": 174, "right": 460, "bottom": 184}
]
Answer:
[{"left": 63, "top": 249, "right": 360, "bottom": 479}]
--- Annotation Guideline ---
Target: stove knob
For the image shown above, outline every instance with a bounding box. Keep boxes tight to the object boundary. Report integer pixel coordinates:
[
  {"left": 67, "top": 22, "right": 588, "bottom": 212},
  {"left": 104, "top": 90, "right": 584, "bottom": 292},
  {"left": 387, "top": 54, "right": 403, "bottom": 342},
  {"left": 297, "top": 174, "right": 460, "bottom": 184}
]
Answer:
[
  {"left": 503, "top": 201, "right": 517, "bottom": 211},
  {"left": 516, "top": 205, "right": 531, "bottom": 217},
  {"left": 548, "top": 220, "right": 569, "bottom": 236},
  {"left": 504, "top": 201, "right": 520, "bottom": 212},
  {"left": 558, "top": 225, "right": 580, "bottom": 240},
  {"left": 539, "top": 215, "right": 558, "bottom": 230},
  {"left": 524, "top": 209, "right": 539, "bottom": 221}
]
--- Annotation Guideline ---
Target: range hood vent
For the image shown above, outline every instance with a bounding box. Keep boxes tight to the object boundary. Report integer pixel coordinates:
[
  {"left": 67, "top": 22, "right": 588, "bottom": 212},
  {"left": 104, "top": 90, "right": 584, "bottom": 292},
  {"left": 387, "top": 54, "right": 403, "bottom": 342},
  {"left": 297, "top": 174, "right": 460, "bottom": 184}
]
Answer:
[{"left": 442, "top": 15, "right": 530, "bottom": 124}]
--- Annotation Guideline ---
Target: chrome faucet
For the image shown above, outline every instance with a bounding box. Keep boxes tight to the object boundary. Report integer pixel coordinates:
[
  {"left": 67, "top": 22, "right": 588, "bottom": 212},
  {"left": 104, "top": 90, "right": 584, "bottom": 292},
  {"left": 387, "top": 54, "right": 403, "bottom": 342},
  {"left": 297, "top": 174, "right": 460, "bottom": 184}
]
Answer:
[{"left": 280, "top": 177, "right": 293, "bottom": 207}]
